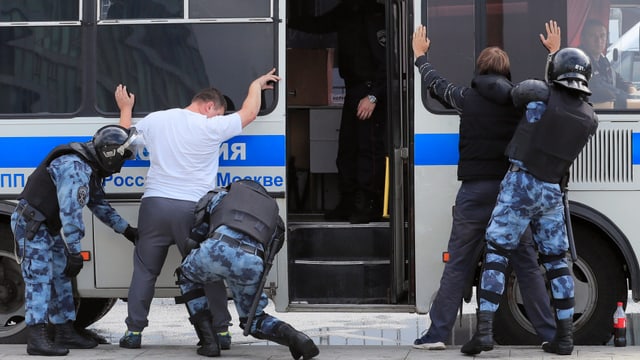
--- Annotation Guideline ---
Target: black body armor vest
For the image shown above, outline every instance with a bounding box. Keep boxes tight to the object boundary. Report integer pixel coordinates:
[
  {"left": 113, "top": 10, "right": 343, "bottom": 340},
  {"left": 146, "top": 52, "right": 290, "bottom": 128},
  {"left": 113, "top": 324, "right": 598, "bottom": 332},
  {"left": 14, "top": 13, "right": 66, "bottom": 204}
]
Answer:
[
  {"left": 19, "top": 144, "right": 101, "bottom": 233},
  {"left": 208, "top": 181, "right": 278, "bottom": 245},
  {"left": 506, "top": 86, "right": 598, "bottom": 183}
]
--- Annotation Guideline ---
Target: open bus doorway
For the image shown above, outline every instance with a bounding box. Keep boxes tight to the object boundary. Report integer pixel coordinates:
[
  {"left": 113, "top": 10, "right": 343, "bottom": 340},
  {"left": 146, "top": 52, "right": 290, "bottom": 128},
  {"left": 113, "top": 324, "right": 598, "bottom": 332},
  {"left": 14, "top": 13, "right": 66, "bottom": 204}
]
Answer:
[{"left": 283, "top": 0, "right": 412, "bottom": 309}]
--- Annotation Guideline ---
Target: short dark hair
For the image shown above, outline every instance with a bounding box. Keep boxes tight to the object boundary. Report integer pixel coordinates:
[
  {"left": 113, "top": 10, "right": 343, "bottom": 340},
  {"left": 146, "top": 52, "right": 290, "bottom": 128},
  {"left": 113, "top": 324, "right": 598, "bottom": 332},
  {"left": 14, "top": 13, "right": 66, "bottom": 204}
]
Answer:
[
  {"left": 192, "top": 88, "right": 227, "bottom": 110},
  {"left": 581, "top": 18, "right": 607, "bottom": 37}
]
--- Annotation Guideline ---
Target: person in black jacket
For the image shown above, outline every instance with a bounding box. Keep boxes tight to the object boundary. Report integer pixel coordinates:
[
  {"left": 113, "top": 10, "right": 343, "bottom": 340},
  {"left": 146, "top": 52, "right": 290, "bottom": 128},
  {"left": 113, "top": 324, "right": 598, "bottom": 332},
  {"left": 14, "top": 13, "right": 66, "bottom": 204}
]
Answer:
[
  {"left": 410, "top": 22, "right": 561, "bottom": 350},
  {"left": 289, "top": 0, "right": 387, "bottom": 223}
]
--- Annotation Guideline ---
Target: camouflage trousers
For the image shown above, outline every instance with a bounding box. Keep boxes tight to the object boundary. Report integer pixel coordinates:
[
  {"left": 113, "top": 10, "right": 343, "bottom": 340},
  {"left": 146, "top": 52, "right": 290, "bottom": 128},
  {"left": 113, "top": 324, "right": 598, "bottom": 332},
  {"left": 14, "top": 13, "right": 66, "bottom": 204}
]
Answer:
[
  {"left": 479, "top": 170, "right": 575, "bottom": 320},
  {"left": 179, "top": 235, "right": 282, "bottom": 335},
  {"left": 11, "top": 211, "right": 76, "bottom": 326}
]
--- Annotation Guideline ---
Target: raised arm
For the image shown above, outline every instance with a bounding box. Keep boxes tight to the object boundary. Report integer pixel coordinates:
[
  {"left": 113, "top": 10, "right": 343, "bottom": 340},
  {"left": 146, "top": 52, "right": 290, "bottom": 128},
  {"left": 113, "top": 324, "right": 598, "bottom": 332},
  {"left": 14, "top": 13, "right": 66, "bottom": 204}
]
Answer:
[
  {"left": 540, "top": 20, "right": 561, "bottom": 54},
  {"left": 236, "top": 68, "right": 281, "bottom": 128},
  {"left": 412, "top": 24, "right": 431, "bottom": 59},
  {"left": 115, "top": 84, "right": 135, "bottom": 129}
]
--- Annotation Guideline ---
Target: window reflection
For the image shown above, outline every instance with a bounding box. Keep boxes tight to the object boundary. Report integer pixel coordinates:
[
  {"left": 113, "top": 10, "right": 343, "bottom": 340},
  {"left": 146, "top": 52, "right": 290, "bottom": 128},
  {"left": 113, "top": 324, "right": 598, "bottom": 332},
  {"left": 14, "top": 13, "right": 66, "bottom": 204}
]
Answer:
[
  {"left": 0, "top": 25, "right": 82, "bottom": 114},
  {"left": 96, "top": 23, "right": 276, "bottom": 114},
  {"left": 100, "top": 0, "right": 183, "bottom": 20},
  {"left": 0, "top": 1, "right": 79, "bottom": 22}
]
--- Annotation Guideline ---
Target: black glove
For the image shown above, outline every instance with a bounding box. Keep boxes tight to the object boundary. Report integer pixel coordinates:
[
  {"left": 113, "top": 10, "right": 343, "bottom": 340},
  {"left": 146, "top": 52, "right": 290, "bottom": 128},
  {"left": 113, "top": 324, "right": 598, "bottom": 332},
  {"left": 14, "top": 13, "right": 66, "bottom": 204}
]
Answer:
[
  {"left": 64, "top": 252, "right": 84, "bottom": 278},
  {"left": 123, "top": 225, "right": 138, "bottom": 244}
]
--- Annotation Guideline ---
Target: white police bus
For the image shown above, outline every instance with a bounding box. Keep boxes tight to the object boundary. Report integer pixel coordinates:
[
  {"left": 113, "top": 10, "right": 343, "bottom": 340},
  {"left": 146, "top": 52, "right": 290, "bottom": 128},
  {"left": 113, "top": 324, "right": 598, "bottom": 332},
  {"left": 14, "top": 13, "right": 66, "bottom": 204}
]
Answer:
[{"left": 1, "top": 0, "right": 640, "bottom": 347}]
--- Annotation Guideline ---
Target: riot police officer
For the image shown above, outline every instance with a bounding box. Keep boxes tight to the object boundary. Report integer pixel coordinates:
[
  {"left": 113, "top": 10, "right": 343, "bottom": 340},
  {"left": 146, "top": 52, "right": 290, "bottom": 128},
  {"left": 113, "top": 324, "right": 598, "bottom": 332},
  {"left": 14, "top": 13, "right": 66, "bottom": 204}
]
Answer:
[
  {"left": 174, "top": 179, "right": 319, "bottom": 359},
  {"left": 11, "top": 125, "right": 139, "bottom": 356},
  {"left": 461, "top": 48, "right": 598, "bottom": 356}
]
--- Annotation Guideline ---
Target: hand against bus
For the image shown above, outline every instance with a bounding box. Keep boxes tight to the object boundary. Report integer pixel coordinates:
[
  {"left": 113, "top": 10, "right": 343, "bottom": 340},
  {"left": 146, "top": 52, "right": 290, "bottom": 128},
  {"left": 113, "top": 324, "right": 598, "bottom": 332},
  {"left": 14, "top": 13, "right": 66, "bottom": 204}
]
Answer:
[
  {"left": 115, "top": 84, "right": 135, "bottom": 129},
  {"left": 115, "top": 84, "right": 135, "bottom": 111},
  {"left": 412, "top": 25, "right": 430, "bottom": 59},
  {"left": 255, "top": 68, "right": 281, "bottom": 90},
  {"left": 540, "top": 20, "right": 561, "bottom": 54}
]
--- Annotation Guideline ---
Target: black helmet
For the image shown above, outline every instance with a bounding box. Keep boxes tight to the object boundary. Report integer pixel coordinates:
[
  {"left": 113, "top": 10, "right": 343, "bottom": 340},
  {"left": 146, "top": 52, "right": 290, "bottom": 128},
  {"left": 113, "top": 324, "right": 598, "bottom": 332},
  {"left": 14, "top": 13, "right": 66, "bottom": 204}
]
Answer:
[
  {"left": 547, "top": 47, "right": 592, "bottom": 95},
  {"left": 92, "top": 125, "right": 138, "bottom": 175}
]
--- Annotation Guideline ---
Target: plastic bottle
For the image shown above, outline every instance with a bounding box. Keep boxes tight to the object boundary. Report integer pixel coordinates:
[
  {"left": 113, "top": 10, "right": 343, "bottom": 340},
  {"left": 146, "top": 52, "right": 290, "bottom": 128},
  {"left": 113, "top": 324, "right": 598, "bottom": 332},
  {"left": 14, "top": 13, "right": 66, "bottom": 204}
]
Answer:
[{"left": 613, "top": 301, "right": 627, "bottom": 347}]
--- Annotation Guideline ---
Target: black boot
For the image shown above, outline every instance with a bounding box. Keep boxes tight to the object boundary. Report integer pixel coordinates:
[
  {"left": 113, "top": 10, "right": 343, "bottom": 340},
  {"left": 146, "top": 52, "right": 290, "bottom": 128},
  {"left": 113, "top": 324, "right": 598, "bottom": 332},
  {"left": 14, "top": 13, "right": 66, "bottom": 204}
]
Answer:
[
  {"left": 324, "top": 195, "right": 354, "bottom": 221},
  {"left": 193, "top": 315, "right": 220, "bottom": 357},
  {"left": 253, "top": 320, "right": 319, "bottom": 360},
  {"left": 279, "top": 323, "right": 319, "bottom": 360},
  {"left": 461, "top": 311, "right": 494, "bottom": 355},
  {"left": 54, "top": 321, "right": 98, "bottom": 349},
  {"left": 542, "top": 318, "right": 573, "bottom": 355},
  {"left": 27, "top": 324, "right": 69, "bottom": 356},
  {"left": 349, "top": 190, "right": 376, "bottom": 224}
]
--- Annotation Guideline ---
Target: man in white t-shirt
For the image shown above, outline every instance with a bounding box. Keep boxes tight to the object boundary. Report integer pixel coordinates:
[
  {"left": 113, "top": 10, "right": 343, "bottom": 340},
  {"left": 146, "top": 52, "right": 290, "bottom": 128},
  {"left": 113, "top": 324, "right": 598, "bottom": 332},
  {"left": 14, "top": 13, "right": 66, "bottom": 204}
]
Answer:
[{"left": 114, "top": 69, "right": 280, "bottom": 352}]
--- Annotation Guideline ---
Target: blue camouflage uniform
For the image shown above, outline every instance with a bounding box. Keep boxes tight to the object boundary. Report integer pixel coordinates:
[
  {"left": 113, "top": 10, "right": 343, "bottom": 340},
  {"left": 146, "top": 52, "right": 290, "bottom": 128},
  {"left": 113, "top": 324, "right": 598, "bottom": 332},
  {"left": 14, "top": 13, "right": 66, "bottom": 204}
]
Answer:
[
  {"left": 179, "top": 191, "right": 276, "bottom": 334},
  {"left": 479, "top": 101, "right": 574, "bottom": 320},
  {"left": 177, "top": 186, "right": 319, "bottom": 359},
  {"left": 11, "top": 154, "right": 130, "bottom": 326}
]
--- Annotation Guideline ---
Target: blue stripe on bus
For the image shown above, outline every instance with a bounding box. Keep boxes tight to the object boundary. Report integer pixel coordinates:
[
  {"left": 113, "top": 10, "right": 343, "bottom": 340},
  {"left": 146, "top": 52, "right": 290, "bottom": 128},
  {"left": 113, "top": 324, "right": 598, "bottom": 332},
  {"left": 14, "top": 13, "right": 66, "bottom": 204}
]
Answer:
[
  {"left": 219, "top": 135, "right": 285, "bottom": 166},
  {"left": 634, "top": 133, "right": 640, "bottom": 165},
  {"left": 3, "top": 133, "right": 639, "bottom": 168},
  {"left": 0, "top": 134, "right": 285, "bottom": 168},
  {"left": 414, "top": 133, "right": 459, "bottom": 165},
  {"left": 416, "top": 133, "right": 640, "bottom": 166}
]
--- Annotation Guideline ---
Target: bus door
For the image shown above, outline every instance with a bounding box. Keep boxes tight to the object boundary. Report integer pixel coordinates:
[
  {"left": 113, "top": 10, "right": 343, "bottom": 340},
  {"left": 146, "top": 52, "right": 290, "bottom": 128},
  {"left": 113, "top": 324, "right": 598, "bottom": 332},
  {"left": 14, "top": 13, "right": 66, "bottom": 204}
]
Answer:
[{"left": 281, "top": 0, "right": 413, "bottom": 311}]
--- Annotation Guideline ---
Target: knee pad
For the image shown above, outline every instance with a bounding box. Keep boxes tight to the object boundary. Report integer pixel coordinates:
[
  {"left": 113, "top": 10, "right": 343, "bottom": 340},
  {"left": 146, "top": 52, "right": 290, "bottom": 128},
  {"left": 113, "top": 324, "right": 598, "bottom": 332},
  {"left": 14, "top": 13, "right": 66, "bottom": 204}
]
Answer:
[{"left": 479, "top": 245, "right": 510, "bottom": 306}]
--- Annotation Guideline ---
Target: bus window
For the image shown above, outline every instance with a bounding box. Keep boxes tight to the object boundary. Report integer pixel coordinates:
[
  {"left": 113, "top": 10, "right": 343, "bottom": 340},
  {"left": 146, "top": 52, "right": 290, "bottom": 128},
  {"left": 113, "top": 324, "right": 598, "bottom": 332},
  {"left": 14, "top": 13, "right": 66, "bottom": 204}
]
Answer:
[
  {"left": 421, "top": 0, "right": 566, "bottom": 113},
  {"left": 421, "top": 0, "right": 475, "bottom": 113},
  {"left": 0, "top": 1, "right": 82, "bottom": 115},
  {"left": 0, "top": 0, "right": 79, "bottom": 22},
  {"left": 96, "top": 1, "right": 277, "bottom": 115},
  {"left": 189, "top": 0, "right": 271, "bottom": 18},
  {"left": 101, "top": 0, "right": 184, "bottom": 19}
]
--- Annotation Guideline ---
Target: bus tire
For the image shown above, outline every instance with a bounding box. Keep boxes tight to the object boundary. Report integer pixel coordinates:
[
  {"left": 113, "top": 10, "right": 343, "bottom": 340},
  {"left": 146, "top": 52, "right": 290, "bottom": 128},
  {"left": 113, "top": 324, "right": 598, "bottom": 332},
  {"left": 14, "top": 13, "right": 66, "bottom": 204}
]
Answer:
[
  {"left": 0, "top": 220, "right": 28, "bottom": 344},
  {"left": 1, "top": 221, "right": 117, "bottom": 343},
  {"left": 493, "top": 220, "right": 627, "bottom": 345},
  {"left": 74, "top": 297, "right": 118, "bottom": 329}
]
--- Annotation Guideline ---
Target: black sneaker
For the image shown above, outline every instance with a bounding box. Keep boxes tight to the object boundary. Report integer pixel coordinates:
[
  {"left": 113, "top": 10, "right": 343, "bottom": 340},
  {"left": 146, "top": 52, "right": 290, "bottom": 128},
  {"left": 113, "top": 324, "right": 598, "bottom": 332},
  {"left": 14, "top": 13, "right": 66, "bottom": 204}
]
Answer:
[
  {"left": 119, "top": 330, "right": 141, "bottom": 349},
  {"left": 324, "top": 201, "right": 352, "bottom": 221},
  {"left": 217, "top": 331, "right": 231, "bottom": 350}
]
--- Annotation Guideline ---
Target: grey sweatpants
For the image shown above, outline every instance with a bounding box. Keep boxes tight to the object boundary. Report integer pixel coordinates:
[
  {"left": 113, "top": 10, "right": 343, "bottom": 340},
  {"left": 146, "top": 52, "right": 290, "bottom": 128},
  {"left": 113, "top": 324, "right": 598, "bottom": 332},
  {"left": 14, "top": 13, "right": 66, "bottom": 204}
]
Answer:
[{"left": 125, "top": 196, "right": 232, "bottom": 332}]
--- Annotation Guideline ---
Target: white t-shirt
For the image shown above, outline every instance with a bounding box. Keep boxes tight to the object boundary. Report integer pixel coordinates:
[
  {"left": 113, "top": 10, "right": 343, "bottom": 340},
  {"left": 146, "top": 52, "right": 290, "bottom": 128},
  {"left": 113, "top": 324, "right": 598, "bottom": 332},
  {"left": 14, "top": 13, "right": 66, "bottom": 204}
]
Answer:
[{"left": 133, "top": 108, "right": 242, "bottom": 202}]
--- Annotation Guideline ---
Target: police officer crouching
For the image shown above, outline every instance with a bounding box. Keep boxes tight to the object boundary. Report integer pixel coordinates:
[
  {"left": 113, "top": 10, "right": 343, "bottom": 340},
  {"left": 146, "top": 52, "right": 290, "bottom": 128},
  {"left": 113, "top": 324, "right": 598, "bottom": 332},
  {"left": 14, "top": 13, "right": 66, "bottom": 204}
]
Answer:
[
  {"left": 11, "top": 125, "right": 139, "bottom": 356},
  {"left": 174, "top": 179, "right": 319, "bottom": 359}
]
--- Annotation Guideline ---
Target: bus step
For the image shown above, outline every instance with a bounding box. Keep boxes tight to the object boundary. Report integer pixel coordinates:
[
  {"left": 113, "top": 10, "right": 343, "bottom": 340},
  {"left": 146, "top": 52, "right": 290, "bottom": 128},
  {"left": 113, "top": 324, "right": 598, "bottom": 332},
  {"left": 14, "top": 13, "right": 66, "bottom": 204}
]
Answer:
[{"left": 287, "top": 222, "right": 392, "bottom": 304}]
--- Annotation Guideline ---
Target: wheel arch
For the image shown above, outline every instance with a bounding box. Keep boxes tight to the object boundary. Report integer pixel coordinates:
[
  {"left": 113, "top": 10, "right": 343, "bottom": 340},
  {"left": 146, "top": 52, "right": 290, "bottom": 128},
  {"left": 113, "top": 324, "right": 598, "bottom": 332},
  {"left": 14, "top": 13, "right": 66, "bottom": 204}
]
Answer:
[
  {"left": 570, "top": 200, "right": 639, "bottom": 301},
  {"left": 0, "top": 201, "right": 17, "bottom": 249},
  {"left": 0, "top": 201, "right": 16, "bottom": 217}
]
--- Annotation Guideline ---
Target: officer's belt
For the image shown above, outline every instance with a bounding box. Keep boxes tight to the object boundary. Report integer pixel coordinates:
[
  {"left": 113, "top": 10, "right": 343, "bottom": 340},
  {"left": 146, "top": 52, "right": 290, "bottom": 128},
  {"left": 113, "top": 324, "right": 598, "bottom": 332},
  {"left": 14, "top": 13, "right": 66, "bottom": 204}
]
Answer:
[
  {"left": 15, "top": 201, "right": 46, "bottom": 241},
  {"left": 15, "top": 201, "right": 46, "bottom": 222},
  {"left": 211, "top": 232, "right": 264, "bottom": 259}
]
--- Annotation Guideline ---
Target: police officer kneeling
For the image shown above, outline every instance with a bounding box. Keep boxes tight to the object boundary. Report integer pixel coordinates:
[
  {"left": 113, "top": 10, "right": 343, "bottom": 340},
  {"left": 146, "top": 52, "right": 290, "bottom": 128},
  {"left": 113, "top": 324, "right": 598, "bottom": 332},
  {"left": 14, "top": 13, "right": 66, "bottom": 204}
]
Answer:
[
  {"left": 11, "top": 125, "right": 139, "bottom": 356},
  {"left": 175, "top": 179, "right": 319, "bottom": 359}
]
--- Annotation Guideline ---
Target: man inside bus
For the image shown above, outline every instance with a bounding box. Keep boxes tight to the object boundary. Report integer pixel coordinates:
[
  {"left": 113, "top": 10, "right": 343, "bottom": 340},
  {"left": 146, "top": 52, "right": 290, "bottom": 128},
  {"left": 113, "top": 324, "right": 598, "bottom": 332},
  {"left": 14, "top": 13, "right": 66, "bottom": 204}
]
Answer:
[
  {"left": 580, "top": 18, "right": 637, "bottom": 108},
  {"left": 11, "top": 125, "right": 139, "bottom": 356},
  {"left": 410, "top": 22, "right": 560, "bottom": 350},
  {"left": 114, "top": 69, "right": 280, "bottom": 350},
  {"left": 288, "top": 0, "right": 387, "bottom": 224}
]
